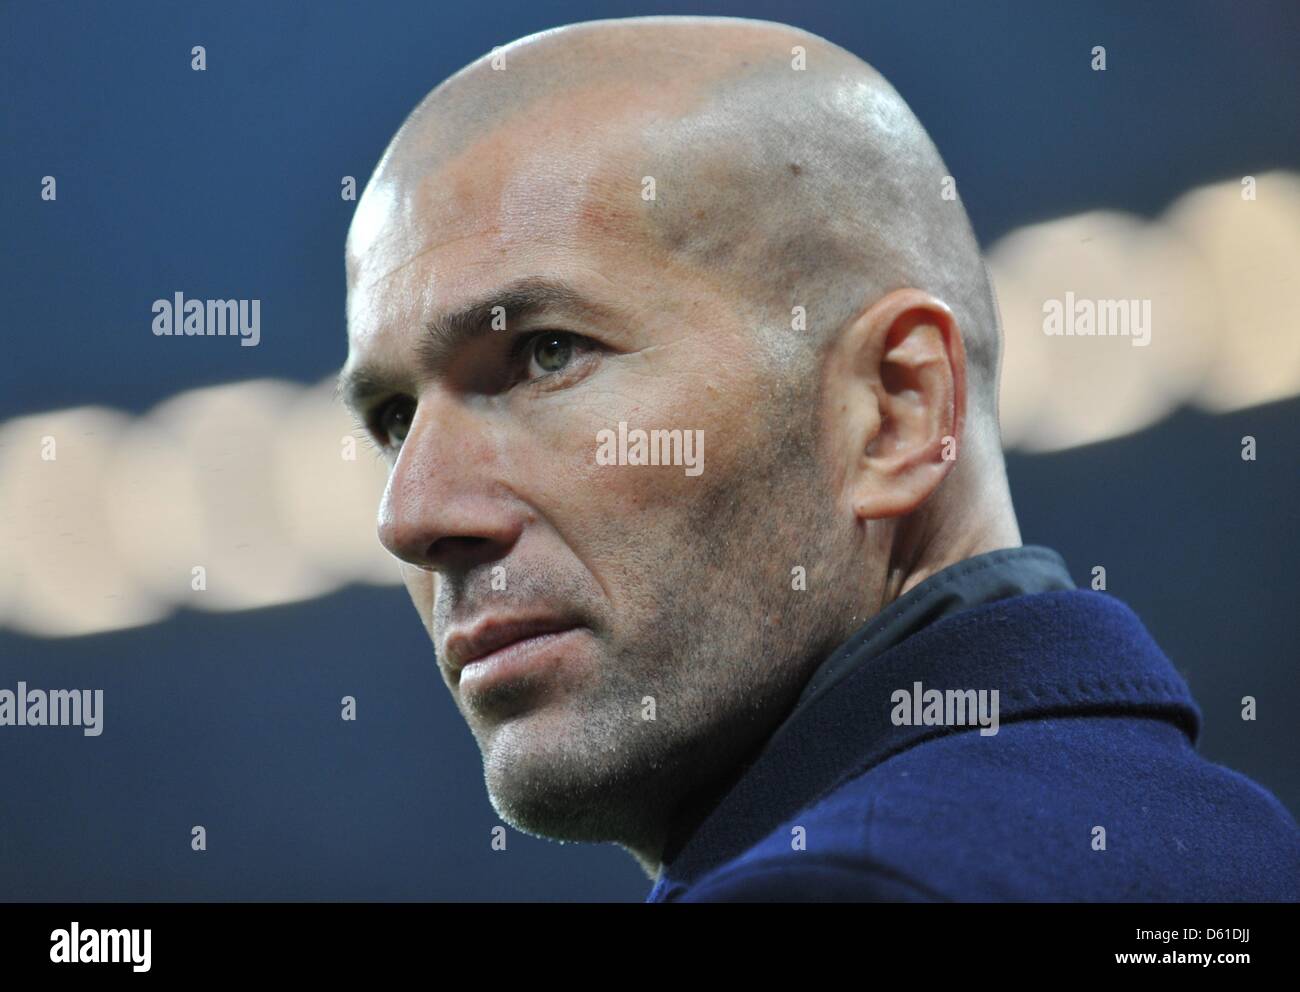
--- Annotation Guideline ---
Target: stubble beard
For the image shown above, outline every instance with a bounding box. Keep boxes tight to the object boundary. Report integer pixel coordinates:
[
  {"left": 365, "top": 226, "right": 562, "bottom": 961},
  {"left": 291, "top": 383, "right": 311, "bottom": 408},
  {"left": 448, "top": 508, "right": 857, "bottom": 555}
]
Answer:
[{"left": 480, "top": 376, "right": 858, "bottom": 861}]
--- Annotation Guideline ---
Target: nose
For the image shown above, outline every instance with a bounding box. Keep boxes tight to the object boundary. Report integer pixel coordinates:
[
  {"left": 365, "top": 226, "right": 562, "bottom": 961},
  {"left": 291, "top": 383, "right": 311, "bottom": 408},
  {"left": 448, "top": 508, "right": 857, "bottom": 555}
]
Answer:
[{"left": 377, "top": 392, "right": 523, "bottom": 574}]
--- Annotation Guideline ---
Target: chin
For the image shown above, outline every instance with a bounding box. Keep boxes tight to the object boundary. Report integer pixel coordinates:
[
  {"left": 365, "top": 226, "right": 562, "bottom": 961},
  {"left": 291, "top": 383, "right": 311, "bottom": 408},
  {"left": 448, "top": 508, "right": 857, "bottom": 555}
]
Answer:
[
  {"left": 485, "top": 772, "right": 629, "bottom": 845},
  {"left": 479, "top": 719, "right": 665, "bottom": 847}
]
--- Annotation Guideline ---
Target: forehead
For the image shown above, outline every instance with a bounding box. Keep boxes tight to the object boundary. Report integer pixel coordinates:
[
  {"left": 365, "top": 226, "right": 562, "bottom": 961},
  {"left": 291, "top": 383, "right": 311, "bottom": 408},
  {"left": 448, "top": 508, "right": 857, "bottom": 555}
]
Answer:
[{"left": 345, "top": 91, "right": 674, "bottom": 355}]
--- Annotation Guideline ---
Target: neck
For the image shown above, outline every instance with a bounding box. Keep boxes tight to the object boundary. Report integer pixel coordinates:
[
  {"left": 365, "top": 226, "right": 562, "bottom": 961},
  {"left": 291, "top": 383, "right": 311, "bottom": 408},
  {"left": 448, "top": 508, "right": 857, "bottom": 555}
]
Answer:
[{"left": 884, "top": 474, "right": 1023, "bottom": 607}]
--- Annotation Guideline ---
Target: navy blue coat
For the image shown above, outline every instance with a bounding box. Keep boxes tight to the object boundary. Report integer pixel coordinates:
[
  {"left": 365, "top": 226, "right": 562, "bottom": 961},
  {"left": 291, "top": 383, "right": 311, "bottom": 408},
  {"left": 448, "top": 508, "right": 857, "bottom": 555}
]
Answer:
[{"left": 646, "top": 590, "right": 1300, "bottom": 901}]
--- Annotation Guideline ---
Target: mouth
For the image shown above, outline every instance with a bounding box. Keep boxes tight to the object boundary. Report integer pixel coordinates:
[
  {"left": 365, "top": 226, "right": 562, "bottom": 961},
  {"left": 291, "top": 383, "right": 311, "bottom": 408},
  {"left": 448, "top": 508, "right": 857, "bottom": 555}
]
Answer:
[{"left": 442, "top": 615, "right": 584, "bottom": 673}]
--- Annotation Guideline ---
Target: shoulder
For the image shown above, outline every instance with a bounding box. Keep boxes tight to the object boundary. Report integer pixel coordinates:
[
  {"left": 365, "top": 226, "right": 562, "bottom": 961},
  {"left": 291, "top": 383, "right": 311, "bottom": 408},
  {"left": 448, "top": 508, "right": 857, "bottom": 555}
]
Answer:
[
  {"left": 673, "top": 716, "right": 1300, "bottom": 901},
  {"left": 678, "top": 853, "right": 946, "bottom": 902}
]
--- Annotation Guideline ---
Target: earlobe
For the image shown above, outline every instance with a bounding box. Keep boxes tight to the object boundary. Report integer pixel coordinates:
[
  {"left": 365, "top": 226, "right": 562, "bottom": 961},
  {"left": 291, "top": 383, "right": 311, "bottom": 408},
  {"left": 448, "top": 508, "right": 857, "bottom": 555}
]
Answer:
[{"left": 839, "top": 289, "right": 966, "bottom": 522}]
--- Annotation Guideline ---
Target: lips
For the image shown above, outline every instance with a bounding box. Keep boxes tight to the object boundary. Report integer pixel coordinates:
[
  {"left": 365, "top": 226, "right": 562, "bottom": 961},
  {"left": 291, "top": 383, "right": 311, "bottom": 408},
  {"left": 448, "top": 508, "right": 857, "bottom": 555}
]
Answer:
[{"left": 442, "top": 616, "right": 582, "bottom": 672}]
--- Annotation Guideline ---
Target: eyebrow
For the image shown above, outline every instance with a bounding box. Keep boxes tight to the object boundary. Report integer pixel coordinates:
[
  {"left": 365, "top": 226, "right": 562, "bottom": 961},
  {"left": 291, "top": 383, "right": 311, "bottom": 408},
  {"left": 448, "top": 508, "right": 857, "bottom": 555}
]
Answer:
[{"left": 337, "top": 276, "right": 629, "bottom": 412}]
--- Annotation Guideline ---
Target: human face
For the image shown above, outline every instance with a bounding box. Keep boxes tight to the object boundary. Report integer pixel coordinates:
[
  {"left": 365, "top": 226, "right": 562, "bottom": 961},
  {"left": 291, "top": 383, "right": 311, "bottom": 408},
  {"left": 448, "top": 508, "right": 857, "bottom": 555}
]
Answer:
[{"left": 341, "top": 103, "right": 846, "bottom": 857}]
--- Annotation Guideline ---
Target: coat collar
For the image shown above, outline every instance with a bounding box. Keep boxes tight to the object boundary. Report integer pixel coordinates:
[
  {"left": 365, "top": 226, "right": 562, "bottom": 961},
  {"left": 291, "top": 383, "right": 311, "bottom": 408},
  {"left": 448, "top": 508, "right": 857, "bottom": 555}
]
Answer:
[
  {"left": 794, "top": 546, "right": 1076, "bottom": 717},
  {"left": 648, "top": 588, "right": 1200, "bottom": 900}
]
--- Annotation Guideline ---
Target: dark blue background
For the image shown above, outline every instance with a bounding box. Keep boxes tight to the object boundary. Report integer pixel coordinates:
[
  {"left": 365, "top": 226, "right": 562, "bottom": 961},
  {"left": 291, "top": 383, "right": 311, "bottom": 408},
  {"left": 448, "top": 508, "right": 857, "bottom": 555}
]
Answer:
[{"left": 2, "top": 1, "right": 1297, "bottom": 900}]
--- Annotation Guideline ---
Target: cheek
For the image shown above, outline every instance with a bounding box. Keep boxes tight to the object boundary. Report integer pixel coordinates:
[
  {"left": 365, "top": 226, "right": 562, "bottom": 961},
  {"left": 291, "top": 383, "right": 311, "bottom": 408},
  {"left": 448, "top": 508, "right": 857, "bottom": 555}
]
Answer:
[{"left": 500, "top": 360, "right": 761, "bottom": 541}]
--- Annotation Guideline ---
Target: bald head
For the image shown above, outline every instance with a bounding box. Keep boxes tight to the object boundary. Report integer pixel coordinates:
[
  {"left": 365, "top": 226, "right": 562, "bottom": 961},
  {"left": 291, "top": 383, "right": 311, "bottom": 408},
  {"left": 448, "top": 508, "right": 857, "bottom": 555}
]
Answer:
[
  {"left": 349, "top": 15, "right": 1002, "bottom": 427},
  {"left": 344, "top": 17, "right": 1020, "bottom": 872}
]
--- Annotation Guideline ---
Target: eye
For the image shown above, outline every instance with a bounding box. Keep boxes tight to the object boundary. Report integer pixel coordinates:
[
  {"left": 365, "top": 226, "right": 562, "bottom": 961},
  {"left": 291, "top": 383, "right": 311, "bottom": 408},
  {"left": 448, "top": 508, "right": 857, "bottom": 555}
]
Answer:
[
  {"left": 372, "top": 396, "right": 415, "bottom": 449},
  {"left": 525, "top": 332, "right": 577, "bottom": 378}
]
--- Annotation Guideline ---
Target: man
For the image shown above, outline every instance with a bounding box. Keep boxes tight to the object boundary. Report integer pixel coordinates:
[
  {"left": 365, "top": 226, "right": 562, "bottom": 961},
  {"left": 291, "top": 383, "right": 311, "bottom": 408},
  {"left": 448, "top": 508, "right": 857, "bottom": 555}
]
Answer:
[{"left": 340, "top": 16, "right": 1299, "bottom": 900}]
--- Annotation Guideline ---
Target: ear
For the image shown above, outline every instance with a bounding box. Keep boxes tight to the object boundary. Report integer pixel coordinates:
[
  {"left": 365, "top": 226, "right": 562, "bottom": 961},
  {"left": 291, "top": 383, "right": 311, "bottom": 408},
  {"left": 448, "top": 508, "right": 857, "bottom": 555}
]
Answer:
[{"left": 827, "top": 288, "right": 967, "bottom": 521}]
